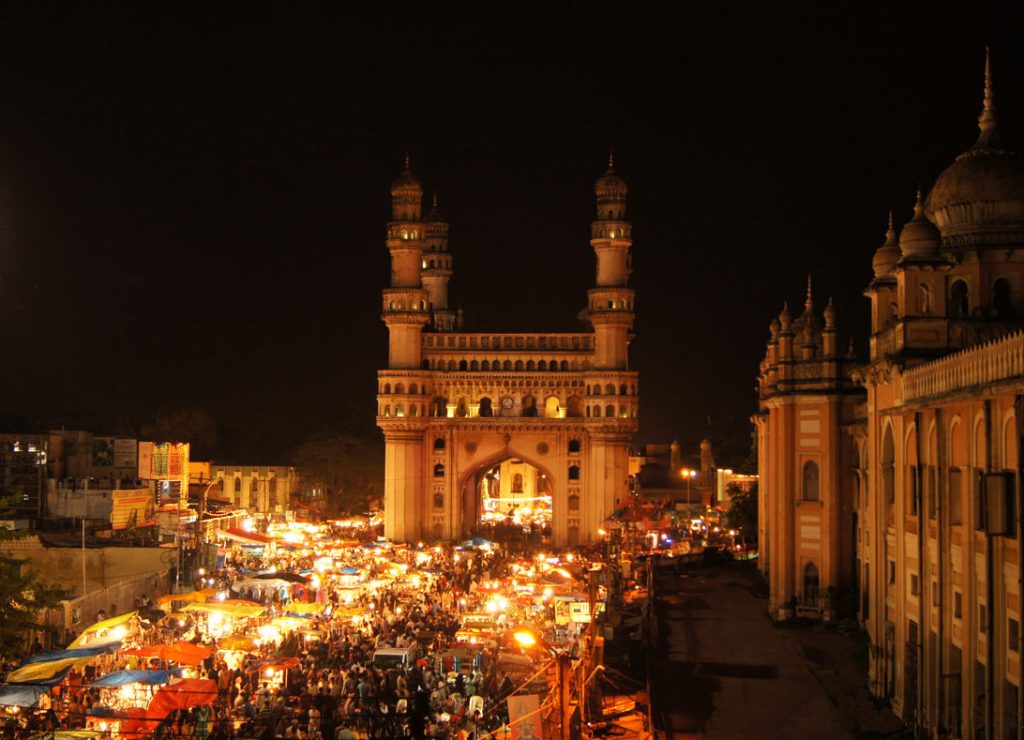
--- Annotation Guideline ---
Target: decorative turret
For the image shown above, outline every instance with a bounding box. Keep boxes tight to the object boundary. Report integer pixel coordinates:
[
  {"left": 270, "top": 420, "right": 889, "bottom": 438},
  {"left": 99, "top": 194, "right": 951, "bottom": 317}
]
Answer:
[
  {"left": 422, "top": 193, "right": 456, "bottom": 331},
  {"left": 822, "top": 297, "right": 837, "bottom": 356},
  {"left": 898, "top": 190, "right": 942, "bottom": 260},
  {"left": 871, "top": 211, "right": 900, "bottom": 280},
  {"left": 588, "top": 155, "right": 635, "bottom": 370}
]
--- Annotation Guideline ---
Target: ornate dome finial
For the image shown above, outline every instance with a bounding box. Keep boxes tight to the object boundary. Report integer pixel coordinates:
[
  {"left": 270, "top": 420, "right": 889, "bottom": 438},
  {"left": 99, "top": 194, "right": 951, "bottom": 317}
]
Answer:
[
  {"left": 899, "top": 189, "right": 941, "bottom": 259},
  {"left": 404, "top": 152, "right": 411, "bottom": 169},
  {"left": 872, "top": 211, "right": 901, "bottom": 278},
  {"left": 779, "top": 301, "right": 792, "bottom": 331},
  {"left": 824, "top": 296, "right": 836, "bottom": 328},
  {"left": 975, "top": 47, "right": 1000, "bottom": 149},
  {"left": 608, "top": 150, "right": 615, "bottom": 170},
  {"left": 432, "top": 192, "right": 439, "bottom": 210},
  {"left": 804, "top": 274, "right": 814, "bottom": 312}
]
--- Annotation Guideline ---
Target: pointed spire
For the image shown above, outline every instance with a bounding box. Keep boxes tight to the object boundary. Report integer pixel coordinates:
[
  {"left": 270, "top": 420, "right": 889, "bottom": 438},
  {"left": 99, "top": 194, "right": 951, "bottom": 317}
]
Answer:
[
  {"left": 886, "top": 209, "right": 897, "bottom": 243},
  {"left": 779, "top": 301, "right": 792, "bottom": 331},
  {"left": 913, "top": 188, "right": 925, "bottom": 218},
  {"left": 404, "top": 152, "right": 411, "bottom": 169},
  {"left": 607, "top": 150, "right": 615, "bottom": 170},
  {"left": 975, "top": 47, "right": 1000, "bottom": 149},
  {"left": 804, "top": 274, "right": 814, "bottom": 312},
  {"left": 432, "top": 192, "right": 439, "bottom": 210}
]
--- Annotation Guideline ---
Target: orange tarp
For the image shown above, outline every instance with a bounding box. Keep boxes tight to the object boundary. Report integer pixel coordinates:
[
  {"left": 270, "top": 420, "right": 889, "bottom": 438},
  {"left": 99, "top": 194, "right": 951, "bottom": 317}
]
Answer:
[
  {"left": 119, "top": 679, "right": 217, "bottom": 737},
  {"left": 122, "top": 641, "right": 212, "bottom": 666}
]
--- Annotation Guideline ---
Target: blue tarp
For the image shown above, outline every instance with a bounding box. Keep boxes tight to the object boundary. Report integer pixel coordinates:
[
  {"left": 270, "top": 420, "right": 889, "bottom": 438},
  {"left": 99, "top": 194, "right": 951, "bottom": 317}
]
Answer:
[
  {"left": 21, "top": 643, "right": 121, "bottom": 666},
  {"left": 339, "top": 567, "right": 359, "bottom": 575},
  {"left": 0, "top": 684, "right": 49, "bottom": 707},
  {"left": 89, "top": 669, "right": 175, "bottom": 688}
]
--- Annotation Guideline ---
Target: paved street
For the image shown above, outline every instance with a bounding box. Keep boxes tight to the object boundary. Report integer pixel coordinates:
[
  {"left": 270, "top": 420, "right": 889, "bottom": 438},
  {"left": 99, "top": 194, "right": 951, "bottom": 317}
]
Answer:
[{"left": 649, "top": 559, "right": 903, "bottom": 739}]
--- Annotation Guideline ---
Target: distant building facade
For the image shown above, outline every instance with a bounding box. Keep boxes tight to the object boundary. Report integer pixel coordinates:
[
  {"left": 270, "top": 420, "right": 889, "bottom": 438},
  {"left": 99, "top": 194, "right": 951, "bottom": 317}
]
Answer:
[
  {"left": 377, "top": 158, "right": 638, "bottom": 545},
  {"left": 208, "top": 465, "right": 299, "bottom": 515},
  {"left": 756, "top": 54, "right": 1024, "bottom": 735}
]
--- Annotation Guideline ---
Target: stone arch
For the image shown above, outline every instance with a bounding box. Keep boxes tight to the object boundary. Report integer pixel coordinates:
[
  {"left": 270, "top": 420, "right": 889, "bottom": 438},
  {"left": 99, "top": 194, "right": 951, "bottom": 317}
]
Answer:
[
  {"left": 881, "top": 422, "right": 895, "bottom": 506},
  {"left": 455, "top": 397, "right": 470, "bottom": 418},
  {"left": 456, "top": 447, "right": 558, "bottom": 540},
  {"left": 430, "top": 397, "right": 447, "bottom": 416},
  {"left": 592, "top": 385, "right": 601, "bottom": 396},
  {"left": 604, "top": 404, "right": 615, "bottom": 417},
  {"left": 409, "top": 383, "right": 418, "bottom": 394},
  {"left": 560, "top": 360, "right": 569, "bottom": 371},
  {"left": 605, "top": 383, "right": 615, "bottom": 395},
  {"left": 538, "top": 360, "right": 548, "bottom": 371},
  {"left": 503, "top": 360, "right": 513, "bottom": 371},
  {"left": 526, "top": 360, "right": 536, "bottom": 371},
  {"left": 383, "top": 383, "right": 392, "bottom": 394},
  {"left": 395, "top": 382, "right": 405, "bottom": 394},
  {"left": 1003, "top": 410, "right": 1017, "bottom": 469},
  {"left": 544, "top": 396, "right": 561, "bottom": 418},
  {"left": 515, "top": 360, "right": 524, "bottom": 371},
  {"left": 470, "top": 360, "right": 479, "bottom": 371}
]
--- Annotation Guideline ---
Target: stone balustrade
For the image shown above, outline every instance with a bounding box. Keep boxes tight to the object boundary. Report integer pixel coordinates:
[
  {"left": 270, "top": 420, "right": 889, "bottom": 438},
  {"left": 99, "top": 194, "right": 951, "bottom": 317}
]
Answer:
[{"left": 902, "top": 330, "right": 1024, "bottom": 402}]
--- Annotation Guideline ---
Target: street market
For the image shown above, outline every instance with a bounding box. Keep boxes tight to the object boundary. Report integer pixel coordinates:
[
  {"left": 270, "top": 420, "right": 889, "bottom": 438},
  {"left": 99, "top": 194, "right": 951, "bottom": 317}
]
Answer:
[{"left": 0, "top": 519, "right": 640, "bottom": 739}]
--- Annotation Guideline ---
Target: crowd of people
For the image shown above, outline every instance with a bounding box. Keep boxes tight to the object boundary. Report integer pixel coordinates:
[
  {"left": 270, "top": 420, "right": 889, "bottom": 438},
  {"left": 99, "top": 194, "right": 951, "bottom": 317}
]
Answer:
[{"left": 1, "top": 523, "right": 603, "bottom": 739}]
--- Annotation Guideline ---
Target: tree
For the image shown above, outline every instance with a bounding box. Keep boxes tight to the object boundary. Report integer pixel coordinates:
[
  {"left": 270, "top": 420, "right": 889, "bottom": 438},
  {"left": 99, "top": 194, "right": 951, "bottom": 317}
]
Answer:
[
  {"left": 141, "top": 406, "right": 220, "bottom": 459},
  {"left": 0, "top": 495, "right": 70, "bottom": 656},
  {"left": 290, "top": 432, "right": 383, "bottom": 515},
  {"left": 0, "top": 551, "right": 70, "bottom": 658},
  {"left": 725, "top": 482, "right": 758, "bottom": 542}
]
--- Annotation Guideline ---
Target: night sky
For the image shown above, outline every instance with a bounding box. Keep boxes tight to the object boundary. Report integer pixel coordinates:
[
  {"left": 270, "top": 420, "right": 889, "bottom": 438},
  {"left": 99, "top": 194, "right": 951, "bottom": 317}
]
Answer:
[{"left": 0, "top": 3, "right": 1022, "bottom": 466}]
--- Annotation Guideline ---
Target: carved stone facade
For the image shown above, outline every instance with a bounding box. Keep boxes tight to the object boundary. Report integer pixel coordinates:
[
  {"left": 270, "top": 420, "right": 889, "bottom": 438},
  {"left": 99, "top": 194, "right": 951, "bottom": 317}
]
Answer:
[
  {"left": 757, "top": 53, "right": 1024, "bottom": 735},
  {"left": 377, "top": 157, "right": 638, "bottom": 545}
]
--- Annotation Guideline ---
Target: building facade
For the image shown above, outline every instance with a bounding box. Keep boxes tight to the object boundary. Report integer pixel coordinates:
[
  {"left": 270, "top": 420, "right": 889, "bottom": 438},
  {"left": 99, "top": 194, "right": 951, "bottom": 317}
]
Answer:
[
  {"left": 208, "top": 464, "right": 299, "bottom": 515},
  {"left": 377, "top": 158, "right": 639, "bottom": 545},
  {"left": 757, "top": 53, "right": 1024, "bottom": 735}
]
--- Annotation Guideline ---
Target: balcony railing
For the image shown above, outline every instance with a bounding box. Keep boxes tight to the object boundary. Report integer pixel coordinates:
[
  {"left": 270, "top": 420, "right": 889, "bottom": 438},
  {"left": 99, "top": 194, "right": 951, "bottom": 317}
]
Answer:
[{"left": 902, "top": 329, "right": 1024, "bottom": 402}]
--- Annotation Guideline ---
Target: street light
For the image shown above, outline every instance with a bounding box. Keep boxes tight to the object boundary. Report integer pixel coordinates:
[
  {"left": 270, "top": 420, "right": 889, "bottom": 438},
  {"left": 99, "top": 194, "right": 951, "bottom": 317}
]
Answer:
[
  {"left": 680, "top": 468, "right": 698, "bottom": 507},
  {"left": 513, "top": 627, "right": 572, "bottom": 740}
]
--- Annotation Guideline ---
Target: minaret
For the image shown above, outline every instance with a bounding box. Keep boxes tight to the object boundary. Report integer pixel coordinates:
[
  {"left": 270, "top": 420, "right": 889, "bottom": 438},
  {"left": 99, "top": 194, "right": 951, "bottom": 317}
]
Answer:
[
  {"left": 588, "top": 153, "right": 635, "bottom": 369},
  {"left": 383, "top": 157, "right": 431, "bottom": 368},
  {"left": 379, "top": 157, "right": 431, "bottom": 544},
  {"left": 422, "top": 193, "right": 456, "bottom": 331}
]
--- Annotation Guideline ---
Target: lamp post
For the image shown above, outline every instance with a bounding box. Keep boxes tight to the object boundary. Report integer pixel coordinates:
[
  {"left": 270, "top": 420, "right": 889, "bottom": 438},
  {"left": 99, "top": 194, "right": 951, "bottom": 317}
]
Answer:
[
  {"left": 680, "top": 468, "right": 698, "bottom": 507},
  {"left": 513, "top": 628, "right": 572, "bottom": 740}
]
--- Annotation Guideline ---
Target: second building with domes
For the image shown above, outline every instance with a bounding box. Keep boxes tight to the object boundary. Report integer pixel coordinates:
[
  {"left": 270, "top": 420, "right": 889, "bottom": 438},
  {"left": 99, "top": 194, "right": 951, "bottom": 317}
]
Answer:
[{"left": 756, "top": 52, "right": 1024, "bottom": 736}]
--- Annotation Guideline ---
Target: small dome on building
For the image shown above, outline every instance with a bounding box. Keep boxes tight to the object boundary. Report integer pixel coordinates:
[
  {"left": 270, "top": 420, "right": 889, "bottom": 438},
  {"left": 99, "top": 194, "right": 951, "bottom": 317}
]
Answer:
[
  {"left": 925, "top": 52, "right": 1024, "bottom": 245},
  {"left": 899, "top": 191, "right": 942, "bottom": 258},
  {"left": 595, "top": 152, "right": 628, "bottom": 198},
  {"left": 823, "top": 297, "right": 836, "bottom": 329},
  {"left": 391, "top": 156, "right": 423, "bottom": 195},
  {"left": 872, "top": 211, "right": 901, "bottom": 278},
  {"left": 769, "top": 317, "right": 781, "bottom": 337},
  {"left": 778, "top": 302, "right": 793, "bottom": 332}
]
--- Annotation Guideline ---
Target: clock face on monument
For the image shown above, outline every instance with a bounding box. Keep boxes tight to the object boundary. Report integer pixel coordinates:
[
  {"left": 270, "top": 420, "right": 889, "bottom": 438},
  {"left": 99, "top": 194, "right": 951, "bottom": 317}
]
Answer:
[{"left": 501, "top": 397, "right": 514, "bottom": 410}]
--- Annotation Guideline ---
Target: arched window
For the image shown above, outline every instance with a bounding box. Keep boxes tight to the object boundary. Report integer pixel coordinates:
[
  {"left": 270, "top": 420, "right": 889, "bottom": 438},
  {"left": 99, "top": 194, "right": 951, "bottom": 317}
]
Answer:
[
  {"left": 434, "top": 463, "right": 445, "bottom": 478},
  {"left": 593, "top": 405, "right": 601, "bottom": 418},
  {"left": 395, "top": 383, "right": 405, "bottom": 394},
  {"left": 384, "top": 405, "right": 391, "bottom": 417},
  {"left": 410, "top": 405, "right": 418, "bottom": 417},
  {"left": 526, "top": 360, "right": 536, "bottom": 371},
  {"left": 568, "top": 465, "right": 580, "bottom": 480},
  {"left": 433, "top": 493, "right": 445, "bottom": 509},
  {"left": 568, "top": 438, "right": 581, "bottom": 453},
  {"left": 409, "top": 383, "right": 418, "bottom": 394},
  {"left": 803, "top": 562, "right": 820, "bottom": 605},
  {"left": 560, "top": 361, "right": 569, "bottom": 371},
  {"left": 455, "top": 398, "right": 469, "bottom": 418},
  {"left": 512, "top": 473, "right": 523, "bottom": 493},
  {"left": 434, "top": 437, "right": 446, "bottom": 450},
  {"left": 918, "top": 284, "right": 931, "bottom": 315},
  {"left": 604, "top": 404, "right": 615, "bottom": 417},
  {"left": 250, "top": 478, "right": 259, "bottom": 495},
  {"left": 481, "top": 360, "right": 491, "bottom": 371},
  {"left": 538, "top": 360, "right": 548, "bottom": 371},
  {"left": 521, "top": 396, "right": 538, "bottom": 417},
  {"left": 544, "top": 396, "right": 560, "bottom": 418},
  {"left": 514, "top": 360, "right": 524, "bottom": 371},
  {"left": 882, "top": 425, "right": 895, "bottom": 506},
  {"left": 234, "top": 477, "right": 241, "bottom": 493},
  {"left": 448, "top": 360, "right": 457, "bottom": 371},
  {"left": 503, "top": 360, "right": 513, "bottom": 371},
  {"left": 994, "top": 278, "right": 1013, "bottom": 318},
  {"left": 802, "top": 460, "right": 820, "bottom": 501},
  {"left": 383, "top": 383, "right": 391, "bottom": 394},
  {"left": 592, "top": 386, "right": 601, "bottom": 396},
  {"left": 949, "top": 280, "right": 969, "bottom": 317},
  {"left": 478, "top": 397, "right": 493, "bottom": 417},
  {"left": 459, "top": 360, "right": 468, "bottom": 371},
  {"left": 431, "top": 397, "right": 447, "bottom": 416},
  {"left": 470, "top": 360, "right": 479, "bottom": 371},
  {"left": 605, "top": 384, "right": 615, "bottom": 395}
]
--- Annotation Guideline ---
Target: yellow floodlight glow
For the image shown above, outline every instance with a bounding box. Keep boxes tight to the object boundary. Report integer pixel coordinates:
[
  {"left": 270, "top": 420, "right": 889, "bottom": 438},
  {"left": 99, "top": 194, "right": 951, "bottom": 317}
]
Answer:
[{"left": 512, "top": 629, "right": 538, "bottom": 649}]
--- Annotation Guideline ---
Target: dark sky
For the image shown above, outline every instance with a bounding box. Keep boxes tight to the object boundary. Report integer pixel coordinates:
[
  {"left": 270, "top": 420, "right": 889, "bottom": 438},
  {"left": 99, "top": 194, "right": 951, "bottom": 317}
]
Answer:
[{"left": 0, "top": 3, "right": 1021, "bottom": 465}]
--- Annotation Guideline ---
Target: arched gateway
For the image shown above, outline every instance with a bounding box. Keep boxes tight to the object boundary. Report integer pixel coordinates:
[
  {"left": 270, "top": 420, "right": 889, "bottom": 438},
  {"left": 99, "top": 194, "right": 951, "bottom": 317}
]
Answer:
[{"left": 377, "top": 157, "right": 638, "bottom": 545}]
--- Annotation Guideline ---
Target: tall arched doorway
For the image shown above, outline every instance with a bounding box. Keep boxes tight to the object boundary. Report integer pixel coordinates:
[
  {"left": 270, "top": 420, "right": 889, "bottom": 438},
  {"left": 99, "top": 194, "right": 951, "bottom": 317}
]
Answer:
[{"left": 460, "top": 456, "right": 553, "bottom": 545}]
